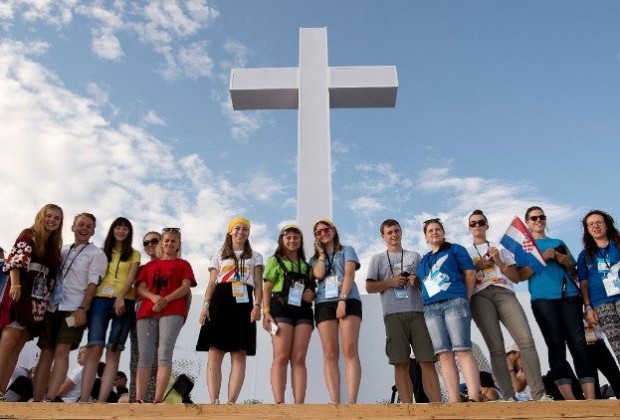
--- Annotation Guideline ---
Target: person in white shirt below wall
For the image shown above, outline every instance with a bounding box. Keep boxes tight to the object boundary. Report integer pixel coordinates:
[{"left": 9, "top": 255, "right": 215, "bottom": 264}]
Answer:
[
  {"left": 58, "top": 346, "right": 88, "bottom": 402},
  {"left": 33, "top": 213, "right": 108, "bottom": 402},
  {"left": 466, "top": 210, "right": 550, "bottom": 402}
]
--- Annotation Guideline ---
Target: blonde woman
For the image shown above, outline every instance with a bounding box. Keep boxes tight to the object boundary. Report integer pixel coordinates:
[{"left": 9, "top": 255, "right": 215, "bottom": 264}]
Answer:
[
  {"left": 197, "top": 217, "right": 263, "bottom": 404},
  {"left": 0, "top": 204, "right": 64, "bottom": 401}
]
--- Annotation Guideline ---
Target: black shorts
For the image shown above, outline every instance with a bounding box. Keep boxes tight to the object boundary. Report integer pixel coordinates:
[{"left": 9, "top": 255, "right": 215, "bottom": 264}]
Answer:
[
  {"left": 315, "top": 299, "right": 362, "bottom": 326},
  {"left": 270, "top": 294, "right": 314, "bottom": 327}
]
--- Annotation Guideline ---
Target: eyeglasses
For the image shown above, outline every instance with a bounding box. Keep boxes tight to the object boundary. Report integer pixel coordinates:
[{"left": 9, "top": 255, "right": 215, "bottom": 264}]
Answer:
[
  {"left": 528, "top": 215, "right": 547, "bottom": 222},
  {"left": 162, "top": 227, "right": 181, "bottom": 234},
  {"left": 469, "top": 220, "right": 487, "bottom": 228},
  {"left": 143, "top": 238, "right": 160, "bottom": 247},
  {"left": 587, "top": 220, "right": 605, "bottom": 229},
  {"left": 314, "top": 227, "right": 332, "bottom": 237}
]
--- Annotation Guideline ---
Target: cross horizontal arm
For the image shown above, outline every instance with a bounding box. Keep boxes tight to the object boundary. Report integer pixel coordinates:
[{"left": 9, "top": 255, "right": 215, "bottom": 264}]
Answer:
[
  {"left": 329, "top": 66, "right": 398, "bottom": 108},
  {"left": 230, "top": 68, "right": 299, "bottom": 110}
]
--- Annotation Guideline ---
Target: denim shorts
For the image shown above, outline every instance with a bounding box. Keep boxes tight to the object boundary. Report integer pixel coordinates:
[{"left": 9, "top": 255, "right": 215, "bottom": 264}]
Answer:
[
  {"left": 87, "top": 296, "right": 135, "bottom": 351},
  {"left": 423, "top": 297, "right": 472, "bottom": 354}
]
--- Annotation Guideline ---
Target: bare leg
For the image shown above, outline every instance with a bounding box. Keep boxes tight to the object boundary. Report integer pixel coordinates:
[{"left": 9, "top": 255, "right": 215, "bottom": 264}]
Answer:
[
  {"left": 317, "top": 320, "right": 340, "bottom": 403},
  {"left": 33, "top": 347, "right": 54, "bottom": 401},
  {"left": 97, "top": 348, "right": 121, "bottom": 402},
  {"left": 557, "top": 383, "right": 576, "bottom": 400},
  {"left": 270, "top": 323, "right": 293, "bottom": 403},
  {"left": 438, "top": 351, "right": 460, "bottom": 403},
  {"left": 456, "top": 350, "right": 480, "bottom": 402},
  {"left": 79, "top": 345, "right": 103, "bottom": 402},
  {"left": 207, "top": 348, "right": 224, "bottom": 403},
  {"left": 581, "top": 381, "right": 595, "bottom": 400},
  {"left": 290, "top": 323, "right": 312, "bottom": 404},
  {"left": 0, "top": 327, "right": 29, "bottom": 393},
  {"left": 339, "top": 315, "right": 361, "bottom": 403},
  {"left": 135, "top": 367, "right": 151, "bottom": 401},
  {"left": 420, "top": 361, "right": 441, "bottom": 402},
  {"left": 46, "top": 343, "right": 72, "bottom": 399},
  {"left": 394, "top": 363, "right": 413, "bottom": 403},
  {"left": 228, "top": 351, "right": 246, "bottom": 403},
  {"left": 154, "top": 365, "right": 172, "bottom": 403}
]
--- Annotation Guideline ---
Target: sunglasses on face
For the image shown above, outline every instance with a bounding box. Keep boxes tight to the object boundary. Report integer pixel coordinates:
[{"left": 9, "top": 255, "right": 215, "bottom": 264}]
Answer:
[
  {"left": 143, "top": 238, "right": 159, "bottom": 247},
  {"left": 469, "top": 220, "right": 487, "bottom": 228},
  {"left": 314, "top": 227, "right": 332, "bottom": 237},
  {"left": 528, "top": 215, "right": 547, "bottom": 222}
]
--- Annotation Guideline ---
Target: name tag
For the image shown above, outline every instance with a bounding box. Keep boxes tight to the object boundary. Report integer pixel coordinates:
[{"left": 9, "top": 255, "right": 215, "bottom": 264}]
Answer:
[
  {"left": 597, "top": 258, "right": 609, "bottom": 273},
  {"left": 52, "top": 283, "right": 64, "bottom": 306},
  {"left": 325, "top": 275, "right": 340, "bottom": 299},
  {"left": 232, "top": 281, "right": 249, "bottom": 303},
  {"left": 288, "top": 282, "right": 304, "bottom": 307},
  {"left": 602, "top": 273, "right": 620, "bottom": 297},
  {"left": 31, "top": 275, "right": 47, "bottom": 299},
  {"left": 394, "top": 287, "right": 409, "bottom": 300}
]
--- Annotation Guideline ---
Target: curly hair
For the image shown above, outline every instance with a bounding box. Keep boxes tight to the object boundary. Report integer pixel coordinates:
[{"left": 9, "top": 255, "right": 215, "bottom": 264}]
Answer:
[{"left": 582, "top": 210, "right": 620, "bottom": 262}]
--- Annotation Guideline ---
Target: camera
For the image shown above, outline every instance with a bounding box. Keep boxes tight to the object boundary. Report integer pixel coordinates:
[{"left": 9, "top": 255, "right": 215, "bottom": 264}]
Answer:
[{"left": 554, "top": 244, "right": 568, "bottom": 255}]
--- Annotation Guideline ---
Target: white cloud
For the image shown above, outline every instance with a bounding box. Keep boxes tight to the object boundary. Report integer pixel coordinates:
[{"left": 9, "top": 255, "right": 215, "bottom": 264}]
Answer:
[
  {"left": 178, "top": 40, "right": 213, "bottom": 79},
  {"left": 349, "top": 196, "right": 385, "bottom": 217},
  {"left": 0, "top": 38, "right": 271, "bottom": 284},
  {"left": 141, "top": 109, "right": 166, "bottom": 126},
  {"left": 0, "top": 0, "right": 76, "bottom": 27}
]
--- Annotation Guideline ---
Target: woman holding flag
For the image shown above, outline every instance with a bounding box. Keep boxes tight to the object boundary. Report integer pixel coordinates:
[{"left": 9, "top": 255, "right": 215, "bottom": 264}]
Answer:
[
  {"left": 519, "top": 206, "right": 595, "bottom": 400},
  {"left": 466, "top": 210, "right": 548, "bottom": 401}
]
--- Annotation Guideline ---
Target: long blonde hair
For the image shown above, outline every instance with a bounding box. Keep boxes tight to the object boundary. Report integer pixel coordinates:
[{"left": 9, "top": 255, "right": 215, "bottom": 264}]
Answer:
[{"left": 30, "top": 203, "right": 64, "bottom": 260}]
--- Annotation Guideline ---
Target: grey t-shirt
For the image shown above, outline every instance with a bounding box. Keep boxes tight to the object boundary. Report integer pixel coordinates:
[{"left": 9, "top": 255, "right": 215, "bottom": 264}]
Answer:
[{"left": 366, "top": 249, "right": 424, "bottom": 315}]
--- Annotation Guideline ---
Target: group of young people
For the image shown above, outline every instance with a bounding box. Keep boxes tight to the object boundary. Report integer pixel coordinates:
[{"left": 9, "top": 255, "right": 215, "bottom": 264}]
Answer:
[{"left": 1, "top": 204, "right": 620, "bottom": 405}]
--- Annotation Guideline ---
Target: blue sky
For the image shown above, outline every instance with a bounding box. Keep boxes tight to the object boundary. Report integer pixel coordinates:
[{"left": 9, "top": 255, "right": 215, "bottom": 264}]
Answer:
[{"left": 1, "top": 1, "right": 619, "bottom": 289}]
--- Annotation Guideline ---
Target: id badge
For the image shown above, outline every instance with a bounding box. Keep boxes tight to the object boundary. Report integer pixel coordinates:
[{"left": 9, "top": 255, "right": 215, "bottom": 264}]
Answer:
[
  {"left": 288, "top": 282, "right": 304, "bottom": 307},
  {"left": 423, "top": 273, "right": 441, "bottom": 298},
  {"left": 584, "top": 325, "right": 596, "bottom": 345},
  {"left": 52, "top": 283, "right": 64, "bottom": 306},
  {"left": 394, "top": 287, "right": 409, "bottom": 300},
  {"left": 101, "top": 286, "right": 115, "bottom": 297},
  {"left": 31, "top": 275, "right": 47, "bottom": 299},
  {"left": 325, "top": 275, "right": 340, "bottom": 299},
  {"left": 603, "top": 273, "right": 620, "bottom": 297},
  {"left": 232, "top": 281, "right": 249, "bottom": 303},
  {"left": 597, "top": 258, "right": 608, "bottom": 273}
]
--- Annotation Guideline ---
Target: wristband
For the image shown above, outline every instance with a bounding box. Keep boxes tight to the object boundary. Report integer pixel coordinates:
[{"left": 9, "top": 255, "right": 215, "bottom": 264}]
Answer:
[
  {"left": 203, "top": 301, "right": 210, "bottom": 308},
  {"left": 584, "top": 304, "right": 592, "bottom": 312},
  {"left": 262, "top": 307, "right": 270, "bottom": 315}
]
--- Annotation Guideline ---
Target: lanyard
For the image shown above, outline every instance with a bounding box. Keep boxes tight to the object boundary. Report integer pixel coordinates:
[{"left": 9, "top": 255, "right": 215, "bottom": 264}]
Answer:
[
  {"left": 597, "top": 245, "right": 612, "bottom": 271},
  {"left": 386, "top": 250, "right": 404, "bottom": 277},
  {"left": 233, "top": 253, "right": 246, "bottom": 282},
  {"left": 59, "top": 243, "right": 90, "bottom": 282},
  {"left": 472, "top": 241, "right": 490, "bottom": 260},
  {"left": 325, "top": 251, "right": 335, "bottom": 276}
]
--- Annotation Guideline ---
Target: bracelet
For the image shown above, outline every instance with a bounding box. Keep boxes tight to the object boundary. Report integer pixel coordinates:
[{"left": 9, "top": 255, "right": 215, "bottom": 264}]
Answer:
[
  {"left": 254, "top": 303, "right": 261, "bottom": 308},
  {"left": 10, "top": 284, "right": 21, "bottom": 288},
  {"left": 262, "top": 307, "right": 270, "bottom": 315},
  {"left": 203, "top": 301, "right": 210, "bottom": 308},
  {"left": 584, "top": 304, "right": 592, "bottom": 312},
  {"left": 78, "top": 306, "right": 86, "bottom": 311},
  {"left": 338, "top": 294, "right": 347, "bottom": 301}
]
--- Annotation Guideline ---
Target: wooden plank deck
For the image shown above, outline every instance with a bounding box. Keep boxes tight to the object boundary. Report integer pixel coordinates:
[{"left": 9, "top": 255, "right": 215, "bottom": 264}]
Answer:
[{"left": 1, "top": 400, "right": 619, "bottom": 420}]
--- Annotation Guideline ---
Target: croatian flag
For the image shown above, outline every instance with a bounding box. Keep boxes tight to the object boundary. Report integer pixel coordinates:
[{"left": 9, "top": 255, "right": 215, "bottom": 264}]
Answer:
[{"left": 500, "top": 216, "right": 546, "bottom": 274}]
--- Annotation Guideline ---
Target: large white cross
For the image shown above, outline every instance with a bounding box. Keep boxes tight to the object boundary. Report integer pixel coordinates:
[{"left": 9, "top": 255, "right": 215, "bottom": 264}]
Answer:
[{"left": 230, "top": 27, "right": 398, "bottom": 249}]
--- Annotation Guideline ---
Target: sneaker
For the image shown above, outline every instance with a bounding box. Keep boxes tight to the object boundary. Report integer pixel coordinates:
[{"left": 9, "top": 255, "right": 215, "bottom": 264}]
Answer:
[
  {"left": 496, "top": 396, "right": 517, "bottom": 402},
  {"left": 0, "top": 392, "right": 6, "bottom": 402},
  {"left": 535, "top": 394, "right": 554, "bottom": 402}
]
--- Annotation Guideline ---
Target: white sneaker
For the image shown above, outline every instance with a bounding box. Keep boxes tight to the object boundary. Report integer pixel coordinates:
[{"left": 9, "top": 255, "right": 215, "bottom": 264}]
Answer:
[
  {"left": 501, "top": 397, "right": 517, "bottom": 402},
  {"left": 535, "top": 394, "right": 554, "bottom": 402}
]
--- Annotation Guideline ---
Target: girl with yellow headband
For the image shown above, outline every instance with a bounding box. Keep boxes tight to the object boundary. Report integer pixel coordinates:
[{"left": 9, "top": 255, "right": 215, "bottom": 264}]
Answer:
[{"left": 196, "top": 217, "right": 263, "bottom": 404}]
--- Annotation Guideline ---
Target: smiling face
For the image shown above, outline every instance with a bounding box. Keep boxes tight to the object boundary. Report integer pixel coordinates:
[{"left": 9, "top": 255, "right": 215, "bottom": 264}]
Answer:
[
  {"left": 282, "top": 231, "right": 301, "bottom": 254},
  {"left": 143, "top": 233, "right": 161, "bottom": 259},
  {"left": 114, "top": 224, "right": 130, "bottom": 243},
  {"left": 525, "top": 208, "right": 547, "bottom": 235},
  {"left": 314, "top": 223, "right": 334, "bottom": 245},
  {"left": 381, "top": 223, "right": 402, "bottom": 248},
  {"left": 73, "top": 215, "right": 95, "bottom": 245},
  {"left": 585, "top": 213, "right": 607, "bottom": 241},
  {"left": 230, "top": 223, "right": 250, "bottom": 247},
  {"left": 44, "top": 208, "right": 63, "bottom": 233}
]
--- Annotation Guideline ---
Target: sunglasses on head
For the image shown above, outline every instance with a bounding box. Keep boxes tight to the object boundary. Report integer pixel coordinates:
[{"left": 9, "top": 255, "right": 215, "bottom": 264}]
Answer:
[
  {"left": 469, "top": 220, "right": 487, "bottom": 228},
  {"left": 143, "top": 238, "right": 160, "bottom": 247},
  {"left": 528, "top": 215, "right": 546, "bottom": 222},
  {"left": 162, "top": 227, "right": 181, "bottom": 235},
  {"left": 314, "top": 227, "right": 332, "bottom": 237}
]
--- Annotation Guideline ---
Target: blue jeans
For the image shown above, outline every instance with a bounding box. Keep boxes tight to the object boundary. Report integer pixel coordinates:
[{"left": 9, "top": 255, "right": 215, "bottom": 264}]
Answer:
[
  {"left": 423, "top": 297, "right": 472, "bottom": 354},
  {"left": 531, "top": 297, "right": 595, "bottom": 385},
  {"left": 87, "top": 296, "right": 135, "bottom": 351}
]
